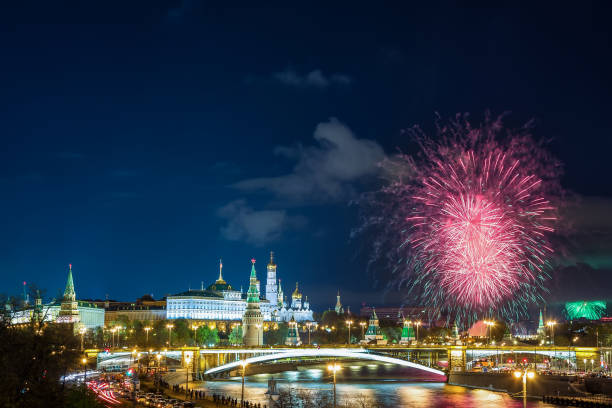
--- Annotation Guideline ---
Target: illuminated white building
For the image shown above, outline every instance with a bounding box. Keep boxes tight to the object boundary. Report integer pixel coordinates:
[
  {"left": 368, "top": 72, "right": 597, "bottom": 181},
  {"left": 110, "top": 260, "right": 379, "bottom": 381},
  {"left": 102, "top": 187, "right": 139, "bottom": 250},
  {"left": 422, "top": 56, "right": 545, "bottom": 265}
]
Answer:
[{"left": 166, "top": 254, "right": 313, "bottom": 323}]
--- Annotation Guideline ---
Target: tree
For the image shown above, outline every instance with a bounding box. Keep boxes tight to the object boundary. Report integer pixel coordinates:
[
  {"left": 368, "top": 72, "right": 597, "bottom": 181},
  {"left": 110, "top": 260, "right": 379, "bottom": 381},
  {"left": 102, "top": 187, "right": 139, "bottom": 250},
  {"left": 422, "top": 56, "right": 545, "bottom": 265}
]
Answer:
[
  {"left": 197, "top": 326, "right": 219, "bottom": 346},
  {"left": 0, "top": 320, "right": 103, "bottom": 407},
  {"left": 228, "top": 325, "right": 243, "bottom": 345}
]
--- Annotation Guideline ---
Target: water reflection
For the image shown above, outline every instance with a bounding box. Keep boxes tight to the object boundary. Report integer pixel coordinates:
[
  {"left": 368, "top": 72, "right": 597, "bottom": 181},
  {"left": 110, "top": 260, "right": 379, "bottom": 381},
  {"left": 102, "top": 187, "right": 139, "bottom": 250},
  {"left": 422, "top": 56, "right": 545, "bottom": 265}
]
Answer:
[{"left": 197, "top": 362, "right": 557, "bottom": 407}]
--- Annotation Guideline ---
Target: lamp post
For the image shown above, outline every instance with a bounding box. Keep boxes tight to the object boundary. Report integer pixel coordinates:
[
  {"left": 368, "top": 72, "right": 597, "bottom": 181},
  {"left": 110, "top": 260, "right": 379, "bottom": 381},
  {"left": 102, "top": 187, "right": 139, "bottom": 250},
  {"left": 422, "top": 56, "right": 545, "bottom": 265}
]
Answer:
[
  {"left": 184, "top": 354, "right": 191, "bottom": 399},
  {"left": 513, "top": 368, "right": 535, "bottom": 408},
  {"left": 144, "top": 327, "right": 152, "bottom": 345},
  {"left": 191, "top": 324, "right": 199, "bottom": 346},
  {"left": 484, "top": 320, "right": 495, "bottom": 345},
  {"left": 166, "top": 324, "right": 174, "bottom": 347},
  {"left": 415, "top": 321, "right": 422, "bottom": 344},
  {"left": 327, "top": 362, "right": 341, "bottom": 408},
  {"left": 306, "top": 322, "right": 313, "bottom": 345},
  {"left": 156, "top": 354, "right": 162, "bottom": 393},
  {"left": 359, "top": 321, "right": 367, "bottom": 340},
  {"left": 346, "top": 320, "right": 353, "bottom": 345},
  {"left": 255, "top": 324, "right": 262, "bottom": 346},
  {"left": 82, "top": 357, "right": 88, "bottom": 383},
  {"left": 240, "top": 361, "right": 248, "bottom": 407},
  {"left": 546, "top": 320, "right": 557, "bottom": 370},
  {"left": 79, "top": 327, "right": 87, "bottom": 351}
]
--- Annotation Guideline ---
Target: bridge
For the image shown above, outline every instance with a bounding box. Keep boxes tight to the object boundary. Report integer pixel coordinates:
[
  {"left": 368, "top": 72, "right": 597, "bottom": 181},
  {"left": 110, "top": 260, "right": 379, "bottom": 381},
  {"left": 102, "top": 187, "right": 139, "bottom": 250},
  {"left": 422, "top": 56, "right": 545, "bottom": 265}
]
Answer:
[{"left": 91, "top": 344, "right": 601, "bottom": 378}]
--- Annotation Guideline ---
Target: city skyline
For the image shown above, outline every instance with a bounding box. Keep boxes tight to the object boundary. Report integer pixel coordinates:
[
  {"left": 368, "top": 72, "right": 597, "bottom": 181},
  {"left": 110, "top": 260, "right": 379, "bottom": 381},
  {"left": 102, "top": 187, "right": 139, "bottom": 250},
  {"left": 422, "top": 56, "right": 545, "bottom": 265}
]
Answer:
[{"left": 2, "top": 2, "right": 612, "bottom": 312}]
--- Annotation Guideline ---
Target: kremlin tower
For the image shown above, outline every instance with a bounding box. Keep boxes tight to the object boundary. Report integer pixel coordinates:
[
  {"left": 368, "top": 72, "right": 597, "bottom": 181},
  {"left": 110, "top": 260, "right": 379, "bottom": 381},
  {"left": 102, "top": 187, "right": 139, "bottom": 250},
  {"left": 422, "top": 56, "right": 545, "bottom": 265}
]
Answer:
[{"left": 242, "top": 259, "right": 264, "bottom": 346}]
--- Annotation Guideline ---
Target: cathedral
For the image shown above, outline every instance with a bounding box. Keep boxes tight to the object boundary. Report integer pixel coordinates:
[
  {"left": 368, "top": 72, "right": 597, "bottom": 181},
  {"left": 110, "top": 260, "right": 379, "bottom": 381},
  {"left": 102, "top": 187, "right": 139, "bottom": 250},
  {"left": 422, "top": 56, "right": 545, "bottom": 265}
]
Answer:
[{"left": 166, "top": 252, "right": 313, "bottom": 323}]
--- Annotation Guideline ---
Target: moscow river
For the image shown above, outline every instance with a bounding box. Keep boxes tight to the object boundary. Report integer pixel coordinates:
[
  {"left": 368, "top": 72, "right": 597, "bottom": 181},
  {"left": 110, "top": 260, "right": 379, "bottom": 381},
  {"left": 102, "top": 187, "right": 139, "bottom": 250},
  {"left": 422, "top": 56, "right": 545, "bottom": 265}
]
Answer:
[{"left": 196, "top": 363, "right": 558, "bottom": 407}]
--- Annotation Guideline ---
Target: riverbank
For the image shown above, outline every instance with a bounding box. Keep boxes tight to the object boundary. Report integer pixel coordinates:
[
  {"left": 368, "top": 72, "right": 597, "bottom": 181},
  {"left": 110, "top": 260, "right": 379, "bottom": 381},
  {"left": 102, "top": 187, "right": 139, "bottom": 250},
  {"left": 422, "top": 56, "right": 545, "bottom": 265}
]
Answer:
[{"left": 447, "top": 371, "right": 604, "bottom": 398}]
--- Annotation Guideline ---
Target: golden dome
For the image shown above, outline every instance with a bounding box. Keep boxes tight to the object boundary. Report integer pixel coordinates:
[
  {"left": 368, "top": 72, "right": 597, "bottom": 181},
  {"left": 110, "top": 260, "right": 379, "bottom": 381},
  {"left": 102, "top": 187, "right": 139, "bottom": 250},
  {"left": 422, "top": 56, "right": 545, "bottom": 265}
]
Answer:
[{"left": 292, "top": 282, "right": 302, "bottom": 299}]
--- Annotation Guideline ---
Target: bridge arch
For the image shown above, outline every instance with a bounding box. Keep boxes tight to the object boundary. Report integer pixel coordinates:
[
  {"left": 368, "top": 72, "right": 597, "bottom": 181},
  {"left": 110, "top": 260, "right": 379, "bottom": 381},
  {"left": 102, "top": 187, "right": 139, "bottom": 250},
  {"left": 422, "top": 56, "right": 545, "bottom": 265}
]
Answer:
[{"left": 204, "top": 348, "right": 446, "bottom": 377}]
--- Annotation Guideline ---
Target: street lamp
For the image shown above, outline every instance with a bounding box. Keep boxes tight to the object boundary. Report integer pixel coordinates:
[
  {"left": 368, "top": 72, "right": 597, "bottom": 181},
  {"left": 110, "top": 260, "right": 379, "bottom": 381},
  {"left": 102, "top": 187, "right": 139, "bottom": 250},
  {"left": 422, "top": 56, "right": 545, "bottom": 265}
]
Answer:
[
  {"left": 346, "top": 320, "right": 353, "bottom": 345},
  {"left": 144, "top": 327, "right": 152, "bottom": 345},
  {"left": 546, "top": 321, "right": 557, "bottom": 345},
  {"left": 414, "top": 321, "right": 422, "bottom": 343},
  {"left": 327, "top": 362, "right": 341, "bottom": 408},
  {"left": 82, "top": 357, "right": 88, "bottom": 383},
  {"left": 513, "top": 369, "right": 535, "bottom": 408},
  {"left": 155, "top": 354, "right": 162, "bottom": 393},
  {"left": 255, "top": 324, "right": 262, "bottom": 346},
  {"left": 184, "top": 354, "right": 191, "bottom": 399},
  {"left": 191, "top": 324, "right": 199, "bottom": 346},
  {"left": 79, "top": 327, "right": 87, "bottom": 351},
  {"left": 240, "top": 361, "right": 248, "bottom": 407},
  {"left": 359, "top": 321, "right": 367, "bottom": 340},
  {"left": 166, "top": 324, "right": 174, "bottom": 347},
  {"left": 484, "top": 320, "right": 495, "bottom": 345},
  {"left": 305, "top": 322, "right": 313, "bottom": 345}
]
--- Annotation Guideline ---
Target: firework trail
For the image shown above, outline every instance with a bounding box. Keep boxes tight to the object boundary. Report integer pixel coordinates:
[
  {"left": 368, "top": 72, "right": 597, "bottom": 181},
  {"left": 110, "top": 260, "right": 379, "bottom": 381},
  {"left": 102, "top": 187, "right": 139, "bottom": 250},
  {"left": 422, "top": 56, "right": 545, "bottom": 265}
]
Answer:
[{"left": 359, "top": 113, "right": 563, "bottom": 324}]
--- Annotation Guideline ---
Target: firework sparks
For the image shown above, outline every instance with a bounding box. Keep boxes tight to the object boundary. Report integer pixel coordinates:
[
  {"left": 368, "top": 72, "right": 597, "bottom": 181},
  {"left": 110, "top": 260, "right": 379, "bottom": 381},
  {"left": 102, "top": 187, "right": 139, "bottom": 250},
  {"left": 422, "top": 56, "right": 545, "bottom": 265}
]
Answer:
[{"left": 361, "top": 114, "right": 562, "bottom": 323}]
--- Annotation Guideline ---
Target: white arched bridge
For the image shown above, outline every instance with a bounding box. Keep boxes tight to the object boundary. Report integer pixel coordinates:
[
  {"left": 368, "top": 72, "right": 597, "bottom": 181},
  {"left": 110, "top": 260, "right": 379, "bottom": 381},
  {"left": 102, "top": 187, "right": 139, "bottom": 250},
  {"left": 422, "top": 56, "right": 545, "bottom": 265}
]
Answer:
[{"left": 203, "top": 348, "right": 447, "bottom": 377}]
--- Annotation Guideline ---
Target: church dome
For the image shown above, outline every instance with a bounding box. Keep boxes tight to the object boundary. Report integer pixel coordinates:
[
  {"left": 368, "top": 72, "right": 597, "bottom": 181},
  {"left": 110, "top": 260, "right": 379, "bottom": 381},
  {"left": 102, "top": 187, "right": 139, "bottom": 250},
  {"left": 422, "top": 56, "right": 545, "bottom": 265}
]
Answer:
[{"left": 292, "top": 282, "right": 302, "bottom": 299}]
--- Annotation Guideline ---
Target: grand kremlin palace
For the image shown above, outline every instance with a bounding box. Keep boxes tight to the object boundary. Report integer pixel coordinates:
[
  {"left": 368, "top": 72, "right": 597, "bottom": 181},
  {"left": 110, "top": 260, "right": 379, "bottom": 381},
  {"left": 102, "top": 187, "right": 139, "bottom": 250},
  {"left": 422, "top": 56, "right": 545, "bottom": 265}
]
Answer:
[{"left": 166, "top": 254, "right": 313, "bottom": 324}]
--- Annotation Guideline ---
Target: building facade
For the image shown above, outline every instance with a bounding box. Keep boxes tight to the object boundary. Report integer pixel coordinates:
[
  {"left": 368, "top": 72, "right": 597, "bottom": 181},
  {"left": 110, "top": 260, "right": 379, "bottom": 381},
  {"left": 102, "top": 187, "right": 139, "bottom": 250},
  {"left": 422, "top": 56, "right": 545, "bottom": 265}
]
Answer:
[
  {"left": 10, "top": 265, "right": 104, "bottom": 329},
  {"left": 166, "top": 253, "right": 313, "bottom": 323}
]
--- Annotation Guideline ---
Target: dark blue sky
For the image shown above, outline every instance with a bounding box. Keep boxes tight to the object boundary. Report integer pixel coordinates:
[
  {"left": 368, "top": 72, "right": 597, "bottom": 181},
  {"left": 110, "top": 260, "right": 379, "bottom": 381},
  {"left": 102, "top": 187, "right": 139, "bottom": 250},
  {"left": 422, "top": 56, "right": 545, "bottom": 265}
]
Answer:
[{"left": 1, "top": 2, "right": 612, "bottom": 310}]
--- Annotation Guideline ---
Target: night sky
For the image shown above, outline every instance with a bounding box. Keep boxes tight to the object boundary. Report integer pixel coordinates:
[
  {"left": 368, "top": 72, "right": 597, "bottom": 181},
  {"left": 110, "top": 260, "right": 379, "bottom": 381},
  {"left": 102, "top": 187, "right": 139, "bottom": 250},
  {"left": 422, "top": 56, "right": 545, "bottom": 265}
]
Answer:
[{"left": 1, "top": 2, "right": 611, "bottom": 311}]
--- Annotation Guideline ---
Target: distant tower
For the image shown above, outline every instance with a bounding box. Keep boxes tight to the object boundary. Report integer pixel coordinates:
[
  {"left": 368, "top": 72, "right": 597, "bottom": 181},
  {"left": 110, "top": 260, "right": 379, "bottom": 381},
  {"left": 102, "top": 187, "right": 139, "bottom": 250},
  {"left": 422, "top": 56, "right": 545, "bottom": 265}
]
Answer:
[
  {"left": 242, "top": 259, "right": 263, "bottom": 346},
  {"left": 277, "top": 279, "right": 285, "bottom": 309},
  {"left": 57, "top": 264, "right": 80, "bottom": 324},
  {"left": 536, "top": 309, "right": 546, "bottom": 339},
  {"left": 265, "top": 251, "right": 278, "bottom": 306},
  {"left": 23, "top": 281, "right": 29, "bottom": 306},
  {"left": 33, "top": 290, "right": 43, "bottom": 323},
  {"left": 284, "top": 316, "right": 301, "bottom": 346},
  {"left": 399, "top": 319, "right": 415, "bottom": 344},
  {"left": 335, "top": 290, "right": 343, "bottom": 314},
  {"left": 364, "top": 308, "right": 386, "bottom": 344}
]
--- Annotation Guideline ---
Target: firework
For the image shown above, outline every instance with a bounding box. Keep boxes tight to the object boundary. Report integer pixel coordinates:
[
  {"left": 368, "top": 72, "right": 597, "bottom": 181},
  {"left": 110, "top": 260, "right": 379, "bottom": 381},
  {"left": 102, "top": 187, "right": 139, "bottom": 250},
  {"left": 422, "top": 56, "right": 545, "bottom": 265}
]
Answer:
[
  {"left": 362, "top": 114, "right": 562, "bottom": 323},
  {"left": 565, "top": 301, "right": 606, "bottom": 320}
]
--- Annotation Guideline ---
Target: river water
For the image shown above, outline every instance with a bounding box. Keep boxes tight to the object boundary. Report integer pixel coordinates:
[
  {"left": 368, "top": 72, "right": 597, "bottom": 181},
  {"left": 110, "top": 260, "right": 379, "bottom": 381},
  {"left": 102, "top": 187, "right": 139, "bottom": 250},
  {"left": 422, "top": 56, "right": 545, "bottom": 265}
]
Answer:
[{"left": 195, "top": 363, "right": 559, "bottom": 407}]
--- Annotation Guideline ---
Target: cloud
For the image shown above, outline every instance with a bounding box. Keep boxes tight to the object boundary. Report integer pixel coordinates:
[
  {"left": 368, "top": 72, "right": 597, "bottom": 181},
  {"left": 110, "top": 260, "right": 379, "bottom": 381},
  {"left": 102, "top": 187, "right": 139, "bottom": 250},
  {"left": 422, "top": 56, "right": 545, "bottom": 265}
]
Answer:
[
  {"left": 217, "top": 200, "right": 306, "bottom": 245},
  {"left": 232, "top": 118, "right": 385, "bottom": 203},
  {"left": 273, "top": 69, "right": 352, "bottom": 89}
]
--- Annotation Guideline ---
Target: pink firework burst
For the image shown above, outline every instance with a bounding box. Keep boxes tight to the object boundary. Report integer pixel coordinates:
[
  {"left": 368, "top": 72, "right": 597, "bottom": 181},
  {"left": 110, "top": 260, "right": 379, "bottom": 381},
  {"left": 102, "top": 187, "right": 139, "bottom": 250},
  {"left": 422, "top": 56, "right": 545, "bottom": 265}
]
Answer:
[{"left": 360, "top": 113, "right": 562, "bottom": 322}]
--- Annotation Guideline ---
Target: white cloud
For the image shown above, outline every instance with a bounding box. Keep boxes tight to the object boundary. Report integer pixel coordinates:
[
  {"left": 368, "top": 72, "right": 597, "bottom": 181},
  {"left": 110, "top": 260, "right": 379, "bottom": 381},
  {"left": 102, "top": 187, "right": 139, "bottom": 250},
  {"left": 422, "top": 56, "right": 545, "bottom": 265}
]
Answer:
[
  {"left": 273, "top": 69, "right": 352, "bottom": 88},
  {"left": 217, "top": 200, "right": 306, "bottom": 245},
  {"left": 232, "top": 118, "right": 385, "bottom": 202}
]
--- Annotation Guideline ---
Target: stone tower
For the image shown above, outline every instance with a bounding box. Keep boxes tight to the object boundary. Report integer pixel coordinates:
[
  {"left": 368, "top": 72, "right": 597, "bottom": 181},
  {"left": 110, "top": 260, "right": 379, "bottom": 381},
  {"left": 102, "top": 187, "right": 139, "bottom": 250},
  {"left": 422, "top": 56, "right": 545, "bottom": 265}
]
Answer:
[
  {"left": 284, "top": 316, "right": 301, "bottom": 346},
  {"left": 242, "top": 259, "right": 263, "bottom": 346},
  {"left": 399, "top": 319, "right": 415, "bottom": 344},
  {"left": 57, "top": 264, "right": 80, "bottom": 323},
  {"left": 335, "top": 290, "right": 343, "bottom": 314},
  {"left": 33, "top": 290, "right": 43, "bottom": 323},
  {"left": 265, "top": 251, "right": 278, "bottom": 306}
]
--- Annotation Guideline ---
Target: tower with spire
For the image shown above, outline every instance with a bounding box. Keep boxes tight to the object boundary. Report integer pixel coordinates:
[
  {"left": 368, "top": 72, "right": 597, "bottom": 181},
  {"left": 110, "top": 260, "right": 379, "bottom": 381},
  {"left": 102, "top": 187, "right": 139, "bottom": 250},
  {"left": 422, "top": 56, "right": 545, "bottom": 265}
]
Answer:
[
  {"left": 265, "top": 251, "right": 278, "bottom": 306},
  {"left": 33, "top": 290, "right": 43, "bottom": 323},
  {"left": 399, "top": 319, "right": 415, "bottom": 344},
  {"left": 536, "top": 309, "right": 546, "bottom": 339},
  {"left": 335, "top": 290, "right": 344, "bottom": 314},
  {"left": 363, "top": 308, "right": 386, "bottom": 345},
  {"left": 242, "top": 259, "right": 264, "bottom": 346},
  {"left": 57, "top": 264, "right": 80, "bottom": 324},
  {"left": 284, "top": 316, "right": 302, "bottom": 346}
]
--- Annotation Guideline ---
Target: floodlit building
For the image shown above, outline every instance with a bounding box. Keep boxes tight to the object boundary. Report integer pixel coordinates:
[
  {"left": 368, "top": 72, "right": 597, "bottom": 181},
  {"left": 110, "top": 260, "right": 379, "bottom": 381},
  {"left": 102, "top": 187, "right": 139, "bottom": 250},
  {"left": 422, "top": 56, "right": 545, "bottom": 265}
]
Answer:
[
  {"left": 166, "top": 253, "right": 313, "bottom": 323},
  {"left": 10, "top": 264, "right": 104, "bottom": 329}
]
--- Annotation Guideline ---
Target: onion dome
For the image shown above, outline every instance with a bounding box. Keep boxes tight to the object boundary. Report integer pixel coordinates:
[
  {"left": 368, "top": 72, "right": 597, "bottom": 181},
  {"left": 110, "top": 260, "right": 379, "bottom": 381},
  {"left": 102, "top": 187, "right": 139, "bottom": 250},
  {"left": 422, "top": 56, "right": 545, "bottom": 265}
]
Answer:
[{"left": 292, "top": 282, "right": 302, "bottom": 300}]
